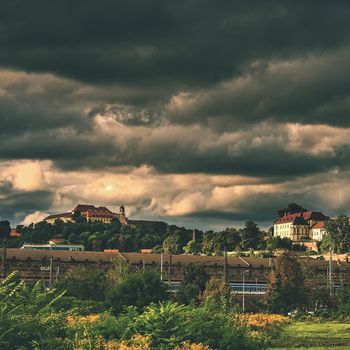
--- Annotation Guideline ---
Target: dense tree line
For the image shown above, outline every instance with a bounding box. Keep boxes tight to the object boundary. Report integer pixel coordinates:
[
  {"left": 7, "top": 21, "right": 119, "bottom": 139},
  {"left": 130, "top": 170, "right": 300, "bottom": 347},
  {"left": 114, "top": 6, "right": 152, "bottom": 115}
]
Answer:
[
  {"left": 7, "top": 202, "right": 350, "bottom": 255},
  {"left": 8, "top": 217, "right": 167, "bottom": 252},
  {"left": 164, "top": 221, "right": 267, "bottom": 255},
  {"left": 6, "top": 215, "right": 274, "bottom": 255}
]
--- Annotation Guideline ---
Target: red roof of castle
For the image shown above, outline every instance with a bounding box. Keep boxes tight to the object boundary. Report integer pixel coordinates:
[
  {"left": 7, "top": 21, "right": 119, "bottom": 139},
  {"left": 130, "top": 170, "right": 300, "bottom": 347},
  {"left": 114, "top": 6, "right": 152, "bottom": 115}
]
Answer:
[
  {"left": 275, "top": 211, "right": 328, "bottom": 224},
  {"left": 72, "top": 204, "right": 96, "bottom": 213},
  {"left": 86, "top": 209, "right": 116, "bottom": 218}
]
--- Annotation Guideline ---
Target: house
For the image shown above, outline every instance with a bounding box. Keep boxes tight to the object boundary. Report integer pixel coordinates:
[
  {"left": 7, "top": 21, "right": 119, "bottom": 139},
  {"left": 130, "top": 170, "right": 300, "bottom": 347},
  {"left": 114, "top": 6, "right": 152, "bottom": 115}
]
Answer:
[
  {"left": 273, "top": 211, "right": 328, "bottom": 242},
  {"left": 310, "top": 221, "right": 327, "bottom": 241}
]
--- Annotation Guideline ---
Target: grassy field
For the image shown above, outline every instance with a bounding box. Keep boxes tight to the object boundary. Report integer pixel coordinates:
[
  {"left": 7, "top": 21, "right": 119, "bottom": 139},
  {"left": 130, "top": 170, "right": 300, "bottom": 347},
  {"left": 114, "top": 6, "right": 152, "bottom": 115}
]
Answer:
[{"left": 269, "top": 321, "right": 350, "bottom": 350}]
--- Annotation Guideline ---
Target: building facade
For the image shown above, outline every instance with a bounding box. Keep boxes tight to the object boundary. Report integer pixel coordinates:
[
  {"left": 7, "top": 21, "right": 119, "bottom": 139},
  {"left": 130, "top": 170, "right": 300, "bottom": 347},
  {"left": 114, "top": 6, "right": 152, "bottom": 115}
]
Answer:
[
  {"left": 45, "top": 204, "right": 127, "bottom": 225},
  {"left": 274, "top": 211, "right": 328, "bottom": 242}
]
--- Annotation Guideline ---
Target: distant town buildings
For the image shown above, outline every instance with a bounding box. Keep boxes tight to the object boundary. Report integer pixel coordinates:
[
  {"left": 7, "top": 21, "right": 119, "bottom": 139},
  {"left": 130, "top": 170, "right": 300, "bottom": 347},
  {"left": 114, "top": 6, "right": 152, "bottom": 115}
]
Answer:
[
  {"left": 44, "top": 204, "right": 127, "bottom": 225},
  {"left": 273, "top": 211, "right": 328, "bottom": 242}
]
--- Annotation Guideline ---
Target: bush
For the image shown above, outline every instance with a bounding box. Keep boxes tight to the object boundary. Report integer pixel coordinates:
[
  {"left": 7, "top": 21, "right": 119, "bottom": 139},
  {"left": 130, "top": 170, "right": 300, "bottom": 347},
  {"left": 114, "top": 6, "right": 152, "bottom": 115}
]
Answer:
[
  {"left": 55, "top": 266, "right": 107, "bottom": 301},
  {"left": 335, "top": 287, "right": 350, "bottom": 316},
  {"left": 0, "top": 272, "right": 71, "bottom": 349},
  {"left": 53, "top": 295, "right": 107, "bottom": 315},
  {"left": 128, "top": 302, "right": 265, "bottom": 350},
  {"left": 188, "top": 305, "right": 265, "bottom": 350},
  {"left": 0, "top": 272, "right": 267, "bottom": 350},
  {"left": 105, "top": 270, "right": 168, "bottom": 314},
  {"left": 132, "top": 303, "right": 191, "bottom": 349},
  {"left": 71, "top": 308, "right": 139, "bottom": 349}
]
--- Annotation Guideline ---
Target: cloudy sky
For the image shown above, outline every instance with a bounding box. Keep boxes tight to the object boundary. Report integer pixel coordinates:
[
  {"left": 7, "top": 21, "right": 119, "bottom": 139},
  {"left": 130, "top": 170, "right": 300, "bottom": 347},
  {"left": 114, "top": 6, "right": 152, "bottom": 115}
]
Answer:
[{"left": 1, "top": 1, "right": 350, "bottom": 229}]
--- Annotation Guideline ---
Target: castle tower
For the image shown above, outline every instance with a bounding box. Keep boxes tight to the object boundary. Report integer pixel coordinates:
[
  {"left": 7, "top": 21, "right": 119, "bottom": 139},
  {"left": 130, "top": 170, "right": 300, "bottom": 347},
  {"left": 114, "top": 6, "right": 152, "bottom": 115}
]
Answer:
[{"left": 119, "top": 205, "right": 127, "bottom": 224}]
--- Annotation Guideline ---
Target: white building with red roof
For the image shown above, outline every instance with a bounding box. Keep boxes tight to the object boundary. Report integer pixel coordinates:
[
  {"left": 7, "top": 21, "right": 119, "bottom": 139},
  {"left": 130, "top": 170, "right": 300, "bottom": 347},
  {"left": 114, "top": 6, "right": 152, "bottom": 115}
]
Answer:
[
  {"left": 310, "top": 221, "right": 327, "bottom": 241},
  {"left": 274, "top": 211, "right": 328, "bottom": 241}
]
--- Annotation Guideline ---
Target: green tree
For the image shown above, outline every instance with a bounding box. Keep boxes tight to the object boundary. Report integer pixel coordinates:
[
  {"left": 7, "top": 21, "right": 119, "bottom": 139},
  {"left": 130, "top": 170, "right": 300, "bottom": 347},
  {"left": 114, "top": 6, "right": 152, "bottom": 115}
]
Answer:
[
  {"left": 202, "top": 229, "right": 240, "bottom": 255},
  {"left": 266, "top": 236, "right": 292, "bottom": 251},
  {"left": 201, "top": 277, "right": 236, "bottom": 312},
  {"left": 67, "top": 232, "right": 79, "bottom": 243},
  {"left": 55, "top": 266, "right": 106, "bottom": 301},
  {"left": 163, "top": 232, "right": 185, "bottom": 254},
  {"left": 336, "top": 287, "right": 350, "bottom": 315},
  {"left": 184, "top": 240, "right": 201, "bottom": 255},
  {"left": 105, "top": 270, "right": 168, "bottom": 313},
  {"left": 266, "top": 253, "right": 306, "bottom": 313},
  {"left": 265, "top": 276, "right": 287, "bottom": 313},
  {"left": 72, "top": 210, "right": 86, "bottom": 223},
  {"left": 321, "top": 215, "right": 350, "bottom": 253},
  {"left": 178, "top": 264, "right": 210, "bottom": 304},
  {"left": 277, "top": 203, "right": 307, "bottom": 217},
  {"left": 202, "top": 231, "right": 216, "bottom": 255},
  {"left": 0, "top": 220, "right": 11, "bottom": 240},
  {"left": 22, "top": 221, "right": 54, "bottom": 243},
  {"left": 239, "top": 221, "right": 262, "bottom": 250},
  {"left": 182, "top": 264, "right": 210, "bottom": 292}
]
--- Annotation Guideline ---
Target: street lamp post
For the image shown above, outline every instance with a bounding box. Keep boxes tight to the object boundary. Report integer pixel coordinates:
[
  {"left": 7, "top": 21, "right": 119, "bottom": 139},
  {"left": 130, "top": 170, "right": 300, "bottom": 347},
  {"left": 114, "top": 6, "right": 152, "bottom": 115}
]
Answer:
[{"left": 242, "top": 270, "right": 249, "bottom": 312}]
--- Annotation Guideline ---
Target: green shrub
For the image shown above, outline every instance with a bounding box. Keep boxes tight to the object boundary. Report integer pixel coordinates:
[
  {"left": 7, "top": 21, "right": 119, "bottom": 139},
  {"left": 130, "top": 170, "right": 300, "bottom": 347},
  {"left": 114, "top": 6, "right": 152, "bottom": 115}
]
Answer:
[
  {"left": 0, "top": 272, "right": 72, "bottom": 350},
  {"left": 82, "top": 307, "right": 139, "bottom": 342},
  {"left": 131, "top": 303, "right": 191, "bottom": 349},
  {"left": 53, "top": 295, "right": 107, "bottom": 315},
  {"left": 188, "top": 305, "right": 265, "bottom": 350},
  {"left": 105, "top": 270, "right": 168, "bottom": 313},
  {"left": 55, "top": 266, "right": 107, "bottom": 301},
  {"left": 127, "top": 302, "right": 265, "bottom": 350}
]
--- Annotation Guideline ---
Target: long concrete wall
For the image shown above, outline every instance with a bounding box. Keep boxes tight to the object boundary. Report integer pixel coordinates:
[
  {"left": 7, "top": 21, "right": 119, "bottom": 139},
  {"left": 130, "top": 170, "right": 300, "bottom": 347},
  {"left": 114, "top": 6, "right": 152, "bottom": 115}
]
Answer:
[{"left": 1, "top": 249, "right": 350, "bottom": 287}]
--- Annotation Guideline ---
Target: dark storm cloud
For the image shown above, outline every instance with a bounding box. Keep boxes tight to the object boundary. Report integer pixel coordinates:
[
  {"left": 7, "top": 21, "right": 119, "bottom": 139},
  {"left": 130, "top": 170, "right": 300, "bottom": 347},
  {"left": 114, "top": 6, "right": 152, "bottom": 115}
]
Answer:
[
  {"left": 1, "top": 1, "right": 350, "bottom": 227},
  {"left": 0, "top": 189, "right": 54, "bottom": 221},
  {"left": 0, "top": 1, "right": 349, "bottom": 88},
  {"left": 1, "top": 117, "right": 350, "bottom": 179},
  {"left": 167, "top": 48, "right": 350, "bottom": 129},
  {"left": 186, "top": 193, "right": 323, "bottom": 223},
  {"left": 0, "top": 67, "right": 349, "bottom": 179},
  {"left": 1, "top": 0, "right": 349, "bottom": 132}
]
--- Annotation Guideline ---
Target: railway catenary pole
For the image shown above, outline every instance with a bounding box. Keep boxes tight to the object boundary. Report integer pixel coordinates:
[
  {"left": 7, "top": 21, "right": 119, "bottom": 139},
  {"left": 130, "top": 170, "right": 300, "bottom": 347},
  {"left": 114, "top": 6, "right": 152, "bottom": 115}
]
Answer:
[
  {"left": 329, "top": 249, "right": 334, "bottom": 297},
  {"left": 223, "top": 246, "right": 228, "bottom": 284},
  {"left": 49, "top": 258, "right": 53, "bottom": 289},
  {"left": 168, "top": 254, "right": 172, "bottom": 283},
  {"left": 1, "top": 238, "right": 7, "bottom": 281},
  {"left": 242, "top": 270, "right": 249, "bottom": 312}
]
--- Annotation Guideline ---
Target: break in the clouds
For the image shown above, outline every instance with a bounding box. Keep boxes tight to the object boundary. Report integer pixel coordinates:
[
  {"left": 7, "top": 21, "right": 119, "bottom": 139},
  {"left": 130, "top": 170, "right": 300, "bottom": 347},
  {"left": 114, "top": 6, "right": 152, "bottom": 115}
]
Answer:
[{"left": 0, "top": 1, "right": 350, "bottom": 227}]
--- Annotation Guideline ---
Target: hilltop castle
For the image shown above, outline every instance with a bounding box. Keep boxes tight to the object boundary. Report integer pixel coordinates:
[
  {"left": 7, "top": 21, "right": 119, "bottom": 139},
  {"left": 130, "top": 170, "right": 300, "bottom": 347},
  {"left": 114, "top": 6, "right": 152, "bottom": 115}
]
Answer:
[
  {"left": 44, "top": 204, "right": 128, "bottom": 225},
  {"left": 273, "top": 210, "right": 328, "bottom": 242}
]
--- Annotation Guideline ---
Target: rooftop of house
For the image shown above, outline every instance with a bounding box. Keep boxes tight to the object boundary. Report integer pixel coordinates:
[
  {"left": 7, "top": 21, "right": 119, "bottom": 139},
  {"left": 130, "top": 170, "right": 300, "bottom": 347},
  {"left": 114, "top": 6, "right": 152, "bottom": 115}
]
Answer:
[
  {"left": 312, "top": 221, "right": 326, "bottom": 229},
  {"left": 86, "top": 209, "right": 117, "bottom": 218},
  {"left": 274, "top": 211, "right": 328, "bottom": 225},
  {"left": 72, "top": 204, "right": 97, "bottom": 213}
]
